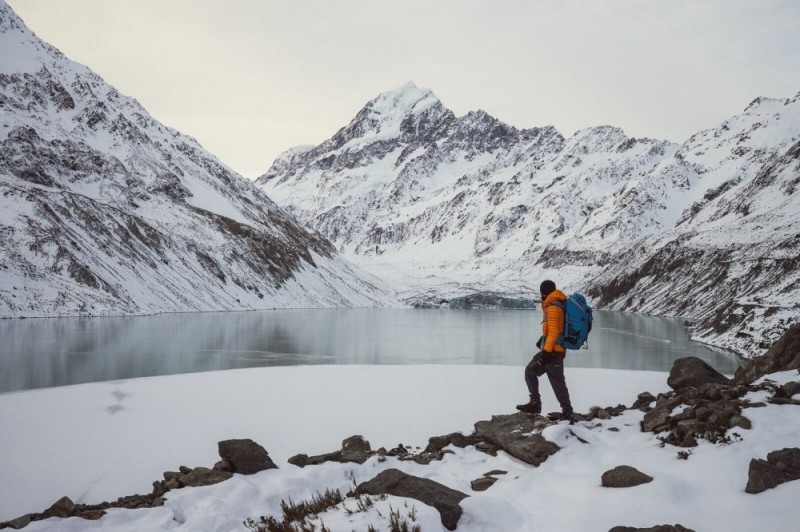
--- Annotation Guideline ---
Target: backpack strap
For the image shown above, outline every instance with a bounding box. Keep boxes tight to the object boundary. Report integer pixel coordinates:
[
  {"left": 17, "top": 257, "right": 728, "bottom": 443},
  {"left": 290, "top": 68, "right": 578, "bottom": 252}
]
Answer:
[{"left": 550, "top": 300, "right": 566, "bottom": 347}]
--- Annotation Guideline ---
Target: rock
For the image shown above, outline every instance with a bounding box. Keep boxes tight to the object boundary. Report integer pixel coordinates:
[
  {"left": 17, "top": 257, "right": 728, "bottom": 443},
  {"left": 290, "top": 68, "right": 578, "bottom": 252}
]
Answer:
[
  {"left": 356, "top": 468, "right": 468, "bottom": 530},
  {"left": 601, "top": 466, "right": 654, "bottom": 488},
  {"left": 341, "top": 435, "right": 372, "bottom": 463},
  {"left": 42, "top": 496, "right": 76, "bottom": 518},
  {"left": 218, "top": 439, "right": 277, "bottom": 474},
  {"left": 163, "top": 471, "right": 181, "bottom": 481},
  {"left": 289, "top": 435, "right": 373, "bottom": 468},
  {"left": 734, "top": 324, "right": 800, "bottom": 385},
  {"left": 745, "top": 447, "right": 800, "bottom": 494},
  {"left": 178, "top": 465, "right": 192, "bottom": 474},
  {"left": 0, "top": 514, "right": 32, "bottom": 529},
  {"left": 77, "top": 510, "right": 106, "bottom": 520},
  {"left": 164, "top": 478, "right": 181, "bottom": 490},
  {"left": 632, "top": 391, "right": 657, "bottom": 410},
  {"left": 778, "top": 381, "right": 800, "bottom": 398},
  {"left": 473, "top": 413, "right": 559, "bottom": 466},
  {"left": 213, "top": 459, "right": 233, "bottom": 472},
  {"left": 667, "top": 357, "right": 730, "bottom": 390},
  {"left": 609, "top": 525, "right": 695, "bottom": 532},
  {"left": 642, "top": 406, "right": 672, "bottom": 433},
  {"left": 470, "top": 476, "right": 497, "bottom": 491},
  {"left": 178, "top": 467, "right": 233, "bottom": 487},
  {"left": 425, "top": 432, "right": 480, "bottom": 453}
]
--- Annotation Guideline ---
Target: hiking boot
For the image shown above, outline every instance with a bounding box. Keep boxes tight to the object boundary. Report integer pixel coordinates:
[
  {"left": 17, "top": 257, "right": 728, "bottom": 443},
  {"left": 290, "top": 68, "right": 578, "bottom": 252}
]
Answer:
[
  {"left": 516, "top": 397, "right": 542, "bottom": 414},
  {"left": 561, "top": 410, "right": 575, "bottom": 425}
]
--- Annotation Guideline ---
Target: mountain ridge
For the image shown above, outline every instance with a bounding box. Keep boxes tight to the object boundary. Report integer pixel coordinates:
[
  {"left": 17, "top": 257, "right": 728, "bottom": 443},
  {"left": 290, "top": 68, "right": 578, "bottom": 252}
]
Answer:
[
  {"left": 0, "top": 0, "right": 394, "bottom": 317},
  {"left": 259, "top": 82, "right": 800, "bottom": 356}
]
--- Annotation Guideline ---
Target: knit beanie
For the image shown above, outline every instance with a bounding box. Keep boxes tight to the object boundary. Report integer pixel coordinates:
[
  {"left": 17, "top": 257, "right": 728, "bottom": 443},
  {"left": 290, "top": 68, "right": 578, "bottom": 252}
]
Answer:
[{"left": 540, "top": 280, "right": 556, "bottom": 298}]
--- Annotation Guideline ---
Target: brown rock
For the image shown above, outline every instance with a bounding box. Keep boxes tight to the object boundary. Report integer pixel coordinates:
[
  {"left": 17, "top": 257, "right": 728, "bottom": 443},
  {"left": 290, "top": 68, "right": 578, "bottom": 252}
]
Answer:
[
  {"left": 218, "top": 439, "right": 277, "bottom": 474},
  {"left": 601, "top": 465, "right": 654, "bottom": 488},
  {"left": 179, "top": 467, "right": 233, "bottom": 487},
  {"left": 356, "top": 469, "right": 468, "bottom": 530}
]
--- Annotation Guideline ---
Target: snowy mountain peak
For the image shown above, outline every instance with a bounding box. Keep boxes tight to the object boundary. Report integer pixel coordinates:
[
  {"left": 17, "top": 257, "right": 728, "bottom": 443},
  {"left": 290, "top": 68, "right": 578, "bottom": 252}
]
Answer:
[
  {"left": 260, "top": 82, "right": 800, "bottom": 355},
  {"left": 370, "top": 81, "right": 438, "bottom": 113}
]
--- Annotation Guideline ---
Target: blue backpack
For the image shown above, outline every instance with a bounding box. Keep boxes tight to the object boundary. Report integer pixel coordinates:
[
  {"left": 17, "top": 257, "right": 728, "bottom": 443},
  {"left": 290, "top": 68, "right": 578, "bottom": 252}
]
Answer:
[{"left": 553, "top": 294, "right": 593, "bottom": 350}]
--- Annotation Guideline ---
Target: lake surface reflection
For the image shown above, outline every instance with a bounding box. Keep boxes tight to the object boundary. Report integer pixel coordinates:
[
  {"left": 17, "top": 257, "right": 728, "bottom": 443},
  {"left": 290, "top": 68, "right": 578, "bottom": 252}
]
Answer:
[{"left": 0, "top": 308, "right": 741, "bottom": 393}]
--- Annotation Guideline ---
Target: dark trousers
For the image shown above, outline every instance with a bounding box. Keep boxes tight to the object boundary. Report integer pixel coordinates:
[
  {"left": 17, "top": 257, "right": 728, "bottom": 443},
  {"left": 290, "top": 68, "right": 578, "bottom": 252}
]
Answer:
[{"left": 525, "top": 351, "right": 573, "bottom": 414}]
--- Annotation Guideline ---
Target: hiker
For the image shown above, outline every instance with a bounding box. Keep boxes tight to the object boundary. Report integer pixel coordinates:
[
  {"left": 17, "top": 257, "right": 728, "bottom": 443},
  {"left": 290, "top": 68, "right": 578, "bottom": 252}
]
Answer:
[{"left": 516, "top": 279, "right": 574, "bottom": 423}]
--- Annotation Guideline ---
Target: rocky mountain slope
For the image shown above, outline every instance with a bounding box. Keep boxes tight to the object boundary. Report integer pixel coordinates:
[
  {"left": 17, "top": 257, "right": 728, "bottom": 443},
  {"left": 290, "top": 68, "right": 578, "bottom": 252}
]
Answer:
[
  {"left": 0, "top": 1, "right": 393, "bottom": 317},
  {"left": 259, "top": 83, "right": 800, "bottom": 356}
]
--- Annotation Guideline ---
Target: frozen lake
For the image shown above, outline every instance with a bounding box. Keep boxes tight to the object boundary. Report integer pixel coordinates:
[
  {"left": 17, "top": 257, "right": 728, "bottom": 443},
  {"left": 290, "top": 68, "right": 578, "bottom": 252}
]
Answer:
[{"left": 0, "top": 308, "right": 741, "bottom": 393}]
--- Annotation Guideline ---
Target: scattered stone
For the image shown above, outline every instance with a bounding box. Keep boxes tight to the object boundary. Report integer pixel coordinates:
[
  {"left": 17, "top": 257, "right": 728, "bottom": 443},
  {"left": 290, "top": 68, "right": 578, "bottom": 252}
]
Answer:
[
  {"left": 163, "top": 471, "right": 181, "bottom": 482},
  {"left": 42, "top": 496, "right": 75, "bottom": 519},
  {"left": 667, "top": 357, "right": 730, "bottom": 390},
  {"left": 473, "top": 412, "right": 559, "bottom": 466},
  {"left": 642, "top": 406, "right": 672, "bottom": 433},
  {"left": 213, "top": 459, "right": 233, "bottom": 472},
  {"left": 601, "top": 466, "right": 654, "bottom": 488},
  {"left": 470, "top": 476, "right": 498, "bottom": 491},
  {"left": 178, "top": 467, "right": 233, "bottom": 487},
  {"left": 340, "top": 435, "right": 372, "bottom": 463},
  {"left": 289, "top": 435, "right": 373, "bottom": 468},
  {"left": 217, "top": 439, "right": 277, "bottom": 474},
  {"left": 76, "top": 510, "right": 106, "bottom": 520},
  {"left": 1, "top": 514, "right": 32, "bottom": 529},
  {"left": 178, "top": 465, "right": 192, "bottom": 475},
  {"left": 425, "top": 432, "right": 481, "bottom": 453},
  {"left": 356, "top": 468, "right": 468, "bottom": 530},
  {"left": 483, "top": 470, "right": 508, "bottom": 477},
  {"left": 745, "top": 447, "right": 800, "bottom": 494},
  {"left": 781, "top": 381, "right": 800, "bottom": 398}
]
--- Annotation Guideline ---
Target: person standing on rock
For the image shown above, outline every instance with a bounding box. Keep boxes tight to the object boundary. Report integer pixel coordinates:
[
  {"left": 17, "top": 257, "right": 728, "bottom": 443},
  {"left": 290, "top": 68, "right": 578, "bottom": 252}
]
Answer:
[{"left": 516, "top": 280, "right": 574, "bottom": 424}]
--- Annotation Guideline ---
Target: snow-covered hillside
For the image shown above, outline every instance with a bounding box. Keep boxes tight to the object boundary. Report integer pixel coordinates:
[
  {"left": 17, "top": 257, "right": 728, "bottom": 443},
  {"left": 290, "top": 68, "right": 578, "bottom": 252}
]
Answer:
[
  {"left": 259, "top": 83, "right": 800, "bottom": 356},
  {"left": 0, "top": 1, "right": 394, "bottom": 317}
]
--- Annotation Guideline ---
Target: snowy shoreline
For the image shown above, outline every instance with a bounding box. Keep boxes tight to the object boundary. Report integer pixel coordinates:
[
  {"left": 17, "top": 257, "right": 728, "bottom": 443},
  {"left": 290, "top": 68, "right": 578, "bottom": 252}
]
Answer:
[{"left": 1, "top": 364, "right": 799, "bottom": 531}]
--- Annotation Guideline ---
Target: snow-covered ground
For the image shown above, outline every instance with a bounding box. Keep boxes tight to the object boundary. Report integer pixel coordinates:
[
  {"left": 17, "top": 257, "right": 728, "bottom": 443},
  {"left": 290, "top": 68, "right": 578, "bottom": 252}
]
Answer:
[{"left": 1, "top": 365, "right": 798, "bottom": 531}]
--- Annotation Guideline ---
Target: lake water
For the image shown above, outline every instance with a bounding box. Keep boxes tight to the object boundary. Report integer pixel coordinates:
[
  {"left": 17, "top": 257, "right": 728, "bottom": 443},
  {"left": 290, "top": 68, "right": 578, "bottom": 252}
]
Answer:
[{"left": 0, "top": 308, "right": 741, "bottom": 394}]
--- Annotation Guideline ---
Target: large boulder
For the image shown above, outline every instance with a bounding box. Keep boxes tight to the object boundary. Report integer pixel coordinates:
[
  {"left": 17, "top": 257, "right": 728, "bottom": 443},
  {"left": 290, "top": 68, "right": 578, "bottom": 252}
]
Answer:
[
  {"left": 734, "top": 323, "right": 800, "bottom": 384},
  {"left": 473, "top": 413, "right": 559, "bottom": 466},
  {"left": 745, "top": 447, "right": 800, "bottom": 494},
  {"left": 356, "top": 468, "right": 468, "bottom": 530},
  {"left": 667, "top": 357, "right": 730, "bottom": 390},
  {"left": 601, "top": 466, "right": 654, "bottom": 488},
  {"left": 217, "top": 439, "right": 277, "bottom": 474}
]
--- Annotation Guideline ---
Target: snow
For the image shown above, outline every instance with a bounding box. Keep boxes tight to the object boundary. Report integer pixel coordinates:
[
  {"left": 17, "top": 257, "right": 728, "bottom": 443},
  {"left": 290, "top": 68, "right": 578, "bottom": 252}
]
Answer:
[{"left": 1, "top": 365, "right": 799, "bottom": 531}]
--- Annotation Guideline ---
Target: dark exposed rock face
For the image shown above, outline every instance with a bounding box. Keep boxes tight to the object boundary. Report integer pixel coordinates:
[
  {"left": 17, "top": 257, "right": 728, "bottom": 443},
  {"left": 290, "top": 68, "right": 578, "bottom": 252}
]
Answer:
[
  {"left": 667, "top": 357, "right": 731, "bottom": 390},
  {"left": 734, "top": 323, "right": 800, "bottom": 384},
  {"left": 745, "top": 448, "right": 800, "bottom": 494},
  {"left": 473, "top": 413, "right": 560, "bottom": 466},
  {"left": 356, "top": 468, "right": 468, "bottom": 530},
  {"left": 217, "top": 439, "right": 277, "bottom": 474},
  {"left": 601, "top": 466, "right": 654, "bottom": 488}
]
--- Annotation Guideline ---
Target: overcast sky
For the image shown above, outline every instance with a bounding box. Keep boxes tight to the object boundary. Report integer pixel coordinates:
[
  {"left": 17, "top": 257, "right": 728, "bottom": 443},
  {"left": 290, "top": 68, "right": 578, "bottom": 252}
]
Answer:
[{"left": 7, "top": 0, "right": 800, "bottom": 179}]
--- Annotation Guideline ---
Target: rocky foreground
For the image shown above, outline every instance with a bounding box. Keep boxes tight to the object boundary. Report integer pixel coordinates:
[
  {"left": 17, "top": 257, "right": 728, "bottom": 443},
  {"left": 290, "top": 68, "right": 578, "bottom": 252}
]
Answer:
[{"left": 2, "top": 325, "right": 798, "bottom": 531}]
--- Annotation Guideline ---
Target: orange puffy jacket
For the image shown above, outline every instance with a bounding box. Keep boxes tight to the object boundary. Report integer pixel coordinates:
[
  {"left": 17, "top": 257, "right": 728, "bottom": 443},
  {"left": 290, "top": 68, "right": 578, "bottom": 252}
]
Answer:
[{"left": 541, "top": 289, "right": 567, "bottom": 354}]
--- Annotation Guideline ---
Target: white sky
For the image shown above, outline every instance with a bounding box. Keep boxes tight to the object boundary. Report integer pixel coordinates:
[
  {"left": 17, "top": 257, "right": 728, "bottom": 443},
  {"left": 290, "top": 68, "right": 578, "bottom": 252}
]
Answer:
[{"left": 7, "top": 0, "right": 800, "bottom": 179}]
